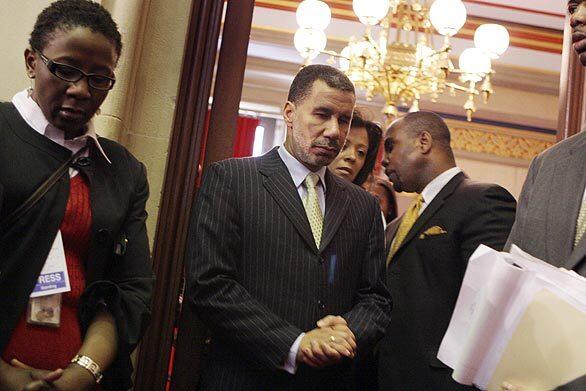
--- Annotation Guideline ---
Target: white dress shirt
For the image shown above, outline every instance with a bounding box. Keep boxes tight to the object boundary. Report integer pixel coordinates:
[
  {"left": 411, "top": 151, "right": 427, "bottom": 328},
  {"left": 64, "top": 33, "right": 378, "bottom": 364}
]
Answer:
[
  {"left": 277, "top": 145, "right": 326, "bottom": 214},
  {"left": 11, "top": 89, "right": 111, "bottom": 177},
  {"left": 276, "top": 145, "right": 328, "bottom": 374},
  {"left": 418, "top": 166, "right": 463, "bottom": 216},
  {"left": 390, "top": 167, "right": 462, "bottom": 250}
]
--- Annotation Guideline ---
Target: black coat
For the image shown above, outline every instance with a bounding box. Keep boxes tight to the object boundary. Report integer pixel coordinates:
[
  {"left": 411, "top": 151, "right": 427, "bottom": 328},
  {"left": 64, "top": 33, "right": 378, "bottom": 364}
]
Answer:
[
  {"left": 378, "top": 172, "right": 516, "bottom": 390},
  {"left": 186, "top": 148, "right": 392, "bottom": 390},
  {"left": 0, "top": 102, "right": 154, "bottom": 390}
]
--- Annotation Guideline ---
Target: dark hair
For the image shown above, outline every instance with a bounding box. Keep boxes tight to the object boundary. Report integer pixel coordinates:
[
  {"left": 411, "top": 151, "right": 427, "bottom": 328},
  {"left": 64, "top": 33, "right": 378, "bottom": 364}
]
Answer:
[
  {"left": 398, "top": 111, "right": 453, "bottom": 157},
  {"left": 375, "top": 177, "right": 398, "bottom": 222},
  {"left": 362, "top": 175, "right": 398, "bottom": 223},
  {"left": 352, "top": 110, "right": 382, "bottom": 186},
  {"left": 30, "top": 0, "right": 122, "bottom": 58},
  {"left": 287, "top": 64, "right": 355, "bottom": 104}
]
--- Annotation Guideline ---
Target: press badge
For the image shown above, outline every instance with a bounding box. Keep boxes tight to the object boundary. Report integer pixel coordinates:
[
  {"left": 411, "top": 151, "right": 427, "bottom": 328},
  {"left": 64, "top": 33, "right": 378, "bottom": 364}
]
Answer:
[{"left": 27, "top": 231, "right": 71, "bottom": 327}]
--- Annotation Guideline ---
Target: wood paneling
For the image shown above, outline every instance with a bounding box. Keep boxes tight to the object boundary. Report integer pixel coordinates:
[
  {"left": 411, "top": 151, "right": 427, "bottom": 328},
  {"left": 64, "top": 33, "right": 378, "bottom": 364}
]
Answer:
[
  {"left": 557, "top": 15, "right": 585, "bottom": 141},
  {"left": 133, "top": 1, "right": 224, "bottom": 389}
]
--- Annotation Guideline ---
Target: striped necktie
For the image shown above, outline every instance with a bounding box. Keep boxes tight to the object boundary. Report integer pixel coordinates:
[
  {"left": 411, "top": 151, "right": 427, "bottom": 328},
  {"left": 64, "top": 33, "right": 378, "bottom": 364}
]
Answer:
[
  {"left": 303, "top": 172, "right": 323, "bottom": 248},
  {"left": 574, "top": 197, "right": 586, "bottom": 248}
]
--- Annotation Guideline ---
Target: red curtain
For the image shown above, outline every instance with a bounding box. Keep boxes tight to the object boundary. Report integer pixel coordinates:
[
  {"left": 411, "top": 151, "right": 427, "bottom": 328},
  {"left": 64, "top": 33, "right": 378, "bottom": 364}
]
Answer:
[
  {"left": 233, "top": 116, "right": 260, "bottom": 157},
  {"left": 197, "top": 112, "right": 259, "bottom": 187}
]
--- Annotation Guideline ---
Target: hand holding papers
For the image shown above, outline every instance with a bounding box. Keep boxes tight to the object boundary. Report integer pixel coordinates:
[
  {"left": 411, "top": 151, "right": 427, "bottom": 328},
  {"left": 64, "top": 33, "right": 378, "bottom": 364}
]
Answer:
[{"left": 437, "top": 245, "right": 586, "bottom": 390}]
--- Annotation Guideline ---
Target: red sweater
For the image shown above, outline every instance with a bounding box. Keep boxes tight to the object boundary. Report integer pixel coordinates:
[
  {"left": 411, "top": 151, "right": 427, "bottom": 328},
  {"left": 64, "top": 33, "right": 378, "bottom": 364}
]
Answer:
[{"left": 3, "top": 175, "right": 92, "bottom": 370}]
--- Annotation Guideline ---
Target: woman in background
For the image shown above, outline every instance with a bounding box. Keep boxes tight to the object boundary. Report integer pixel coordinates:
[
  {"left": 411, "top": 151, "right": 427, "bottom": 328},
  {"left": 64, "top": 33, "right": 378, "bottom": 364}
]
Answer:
[
  {"left": 362, "top": 175, "right": 398, "bottom": 227},
  {"left": 328, "top": 109, "right": 382, "bottom": 186},
  {"left": 0, "top": 1, "right": 153, "bottom": 390}
]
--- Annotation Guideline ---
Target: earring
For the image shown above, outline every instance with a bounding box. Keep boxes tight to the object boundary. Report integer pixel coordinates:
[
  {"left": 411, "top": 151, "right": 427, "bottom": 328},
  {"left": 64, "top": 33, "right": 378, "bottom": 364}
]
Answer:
[{"left": 27, "top": 76, "right": 34, "bottom": 96}]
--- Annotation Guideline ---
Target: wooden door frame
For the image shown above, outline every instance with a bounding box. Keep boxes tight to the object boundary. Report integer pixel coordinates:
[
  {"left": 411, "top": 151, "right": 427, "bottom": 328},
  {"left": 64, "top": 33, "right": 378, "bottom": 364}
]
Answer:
[
  {"left": 558, "top": 14, "right": 586, "bottom": 141},
  {"left": 133, "top": 1, "right": 222, "bottom": 389},
  {"left": 133, "top": 0, "right": 255, "bottom": 389}
]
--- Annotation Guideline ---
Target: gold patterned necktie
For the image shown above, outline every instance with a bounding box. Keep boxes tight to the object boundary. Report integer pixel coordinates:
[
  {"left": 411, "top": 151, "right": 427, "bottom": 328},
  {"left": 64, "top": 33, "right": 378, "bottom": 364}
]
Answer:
[
  {"left": 574, "top": 197, "right": 586, "bottom": 248},
  {"left": 387, "top": 194, "right": 424, "bottom": 264},
  {"left": 303, "top": 172, "right": 323, "bottom": 248}
]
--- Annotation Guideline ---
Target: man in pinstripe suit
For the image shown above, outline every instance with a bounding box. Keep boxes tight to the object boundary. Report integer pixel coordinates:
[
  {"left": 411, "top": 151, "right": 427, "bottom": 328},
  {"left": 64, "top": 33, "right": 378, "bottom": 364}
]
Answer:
[{"left": 186, "top": 65, "right": 391, "bottom": 390}]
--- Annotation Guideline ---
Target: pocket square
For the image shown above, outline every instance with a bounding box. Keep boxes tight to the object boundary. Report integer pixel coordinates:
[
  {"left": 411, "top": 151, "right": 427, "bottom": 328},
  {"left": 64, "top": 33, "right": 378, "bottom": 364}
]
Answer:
[{"left": 419, "top": 225, "right": 447, "bottom": 239}]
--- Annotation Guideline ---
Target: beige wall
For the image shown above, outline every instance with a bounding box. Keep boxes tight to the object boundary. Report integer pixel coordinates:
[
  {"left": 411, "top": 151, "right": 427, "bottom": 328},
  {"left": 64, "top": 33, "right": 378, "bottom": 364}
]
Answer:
[
  {"left": 0, "top": 0, "right": 193, "bottom": 242},
  {"left": 109, "top": 0, "right": 192, "bottom": 238},
  {"left": 394, "top": 154, "right": 529, "bottom": 215},
  {"left": 456, "top": 155, "right": 529, "bottom": 199},
  {"left": 0, "top": 1, "right": 54, "bottom": 101}
]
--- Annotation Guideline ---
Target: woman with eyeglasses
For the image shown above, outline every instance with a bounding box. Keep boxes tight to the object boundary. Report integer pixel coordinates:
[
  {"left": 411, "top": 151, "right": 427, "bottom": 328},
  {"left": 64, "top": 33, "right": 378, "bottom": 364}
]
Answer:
[{"left": 0, "top": 1, "right": 153, "bottom": 390}]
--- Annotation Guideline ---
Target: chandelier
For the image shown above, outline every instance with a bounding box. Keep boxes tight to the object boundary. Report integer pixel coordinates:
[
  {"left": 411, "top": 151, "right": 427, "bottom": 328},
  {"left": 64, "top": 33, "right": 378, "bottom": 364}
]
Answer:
[{"left": 293, "top": 0, "right": 510, "bottom": 121}]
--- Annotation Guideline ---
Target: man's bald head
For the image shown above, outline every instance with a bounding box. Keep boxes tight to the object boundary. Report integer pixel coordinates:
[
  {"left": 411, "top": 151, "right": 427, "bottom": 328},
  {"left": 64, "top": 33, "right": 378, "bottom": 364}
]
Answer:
[
  {"left": 390, "top": 111, "right": 453, "bottom": 158},
  {"left": 383, "top": 111, "right": 456, "bottom": 193}
]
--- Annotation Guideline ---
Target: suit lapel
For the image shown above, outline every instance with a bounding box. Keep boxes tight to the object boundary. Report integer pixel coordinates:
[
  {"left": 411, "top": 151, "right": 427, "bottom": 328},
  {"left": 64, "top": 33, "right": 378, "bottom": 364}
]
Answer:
[
  {"left": 319, "top": 170, "right": 349, "bottom": 253},
  {"left": 260, "top": 148, "right": 319, "bottom": 253},
  {"left": 385, "top": 216, "right": 401, "bottom": 246},
  {"left": 1, "top": 103, "right": 71, "bottom": 163},
  {"left": 546, "top": 151, "right": 586, "bottom": 267},
  {"left": 558, "top": 141, "right": 586, "bottom": 270},
  {"left": 393, "top": 172, "right": 466, "bottom": 257}
]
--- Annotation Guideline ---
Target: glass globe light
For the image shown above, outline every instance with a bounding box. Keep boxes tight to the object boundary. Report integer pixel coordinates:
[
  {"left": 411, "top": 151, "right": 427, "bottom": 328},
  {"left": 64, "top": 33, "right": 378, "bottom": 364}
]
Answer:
[
  {"left": 339, "top": 46, "right": 352, "bottom": 71},
  {"left": 430, "top": 0, "right": 467, "bottom": 37},
  {"left": 350, "top": 40, "right": 374, "bottom": 57},
  {"left": 294, "top": 28, "right": 327, "bottom": 60},
  {"left": 459, "top": 48, "right": 491, "bottom": 80},
  {"left": 353, "top": 0, "right": 390, "bottom": 26},
  {"left": 296, "top": 0, "right": 331, "bottom": 30},
  {"left": 474, "top": 24, "right": 509, "bottom": 59}
]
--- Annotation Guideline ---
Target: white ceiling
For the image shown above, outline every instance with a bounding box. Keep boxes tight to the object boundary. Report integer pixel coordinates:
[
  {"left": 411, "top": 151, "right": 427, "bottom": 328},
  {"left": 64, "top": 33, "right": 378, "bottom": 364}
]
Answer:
[
  {"left": 467, "top": 0, "right": 564, "bottom": 15},
  {"left": 243, "top": 1, "right": 565, "bottom": 127},
  {"left": 464, "top": 1, "right": 565, "bottom": 30}
]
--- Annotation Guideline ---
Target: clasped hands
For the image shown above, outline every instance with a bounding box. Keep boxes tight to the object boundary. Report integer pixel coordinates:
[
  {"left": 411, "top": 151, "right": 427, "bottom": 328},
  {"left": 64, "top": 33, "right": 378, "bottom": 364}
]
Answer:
[
  {"left": 296, "top": 315, "right": 357, "bottom": 368},
  {"left": 0, "top": 358, "right": 95, "bottom": 391}
]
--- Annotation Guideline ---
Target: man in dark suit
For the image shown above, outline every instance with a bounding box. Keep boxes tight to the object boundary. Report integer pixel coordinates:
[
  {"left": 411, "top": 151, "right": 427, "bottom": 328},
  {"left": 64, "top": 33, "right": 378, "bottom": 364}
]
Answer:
[
  {"left": 501, "top": 2, "right": 586, "bottom": 390},
  {"left": 506, "top": 0, "right": 586, "bottom": 289},
  {"left": 377, "top": 111, "right": 516, "bottom": 390},
  {"left": 186, "top": 64, "right": 391, "bottom": 390}
]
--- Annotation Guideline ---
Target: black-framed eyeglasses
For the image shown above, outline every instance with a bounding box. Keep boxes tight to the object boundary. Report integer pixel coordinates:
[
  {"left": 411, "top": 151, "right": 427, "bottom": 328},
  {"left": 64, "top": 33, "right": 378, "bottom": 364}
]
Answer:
[{"left": 33, "top": 48, "right": 116, "bottom": 91}]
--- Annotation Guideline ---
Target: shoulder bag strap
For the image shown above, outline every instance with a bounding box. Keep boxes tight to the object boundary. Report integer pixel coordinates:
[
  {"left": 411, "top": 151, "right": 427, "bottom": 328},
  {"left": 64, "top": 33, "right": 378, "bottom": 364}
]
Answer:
[{"left": 0, "top": 145, "right": 89, "bottom": 230}]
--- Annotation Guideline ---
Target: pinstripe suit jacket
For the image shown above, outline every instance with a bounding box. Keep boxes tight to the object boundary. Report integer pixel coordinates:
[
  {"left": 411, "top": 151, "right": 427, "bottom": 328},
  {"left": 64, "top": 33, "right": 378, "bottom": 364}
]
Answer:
[{"left": 186, "top": 147, "right": 391, "bottom": 390}]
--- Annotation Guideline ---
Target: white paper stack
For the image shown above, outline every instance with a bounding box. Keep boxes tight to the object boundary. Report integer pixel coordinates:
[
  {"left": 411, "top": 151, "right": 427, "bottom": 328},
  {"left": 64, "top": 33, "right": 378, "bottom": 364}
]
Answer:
[{"left": 437, "top": 244, "right": 586, "bottom": 391}]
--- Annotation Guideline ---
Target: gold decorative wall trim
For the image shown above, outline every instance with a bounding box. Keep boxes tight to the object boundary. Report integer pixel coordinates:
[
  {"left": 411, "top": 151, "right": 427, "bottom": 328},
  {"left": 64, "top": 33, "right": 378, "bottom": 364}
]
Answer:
[{"left": 449, "top": 126, "right": 555, "bottom": 161}]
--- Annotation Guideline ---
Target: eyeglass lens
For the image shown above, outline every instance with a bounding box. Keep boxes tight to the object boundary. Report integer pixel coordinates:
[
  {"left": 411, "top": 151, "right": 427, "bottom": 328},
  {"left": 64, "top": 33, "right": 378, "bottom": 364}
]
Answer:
[{"left": 52, "top": 63, "right": 114, "bottom": 90}]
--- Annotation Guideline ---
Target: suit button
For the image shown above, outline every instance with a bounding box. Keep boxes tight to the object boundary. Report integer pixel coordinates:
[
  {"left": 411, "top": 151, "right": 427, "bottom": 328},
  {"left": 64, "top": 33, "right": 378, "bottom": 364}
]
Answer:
[
  {"left": 318, "top": 300, "right": 326, "bottom": 310},
  {"left": 75, "top": 156, "right": 91, "bottom": 167}
]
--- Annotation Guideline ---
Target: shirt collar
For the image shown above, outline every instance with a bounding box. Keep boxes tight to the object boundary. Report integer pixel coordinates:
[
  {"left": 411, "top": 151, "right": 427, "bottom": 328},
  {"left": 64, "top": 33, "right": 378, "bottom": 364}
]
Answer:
[
  {"left": 277, "top": 145, "right": 327, "bottom": 192},
  {"left": 420, "top": 166, "right": 462, "bottom": 205},
  {"left": 12, "top": 89, "right": 112, "bottom": 164}
]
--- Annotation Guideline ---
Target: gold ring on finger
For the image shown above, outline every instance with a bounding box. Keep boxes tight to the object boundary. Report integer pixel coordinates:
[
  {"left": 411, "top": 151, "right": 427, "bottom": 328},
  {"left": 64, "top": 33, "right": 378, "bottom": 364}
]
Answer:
[{"left": 329, "top": 335, "right": 336, "bottom": 343}]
